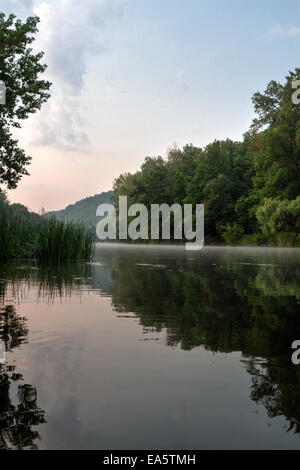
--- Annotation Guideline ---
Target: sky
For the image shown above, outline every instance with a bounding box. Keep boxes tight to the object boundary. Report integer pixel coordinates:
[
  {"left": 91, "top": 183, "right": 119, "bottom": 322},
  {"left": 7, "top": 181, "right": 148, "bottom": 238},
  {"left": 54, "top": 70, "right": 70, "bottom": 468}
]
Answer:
[{"left": 2, "top": 0, "right": 300, "bottom": 212}]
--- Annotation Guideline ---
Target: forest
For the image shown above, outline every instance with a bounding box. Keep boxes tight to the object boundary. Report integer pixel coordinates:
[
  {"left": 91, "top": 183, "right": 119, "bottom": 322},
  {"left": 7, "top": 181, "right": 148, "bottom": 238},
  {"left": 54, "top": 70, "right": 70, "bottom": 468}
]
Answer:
[{"left": 113, "top": 69, "right": 300, "bottom": 246}]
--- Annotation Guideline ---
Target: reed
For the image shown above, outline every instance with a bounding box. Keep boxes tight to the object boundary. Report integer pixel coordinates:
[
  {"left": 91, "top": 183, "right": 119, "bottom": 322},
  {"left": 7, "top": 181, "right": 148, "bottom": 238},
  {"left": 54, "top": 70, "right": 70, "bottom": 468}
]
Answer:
[
  {"left": 0, "top": 212, "right": 95, "bottom": 261},
  {"left": 35, "top": 218, "right": 95, "bottom": 262}
]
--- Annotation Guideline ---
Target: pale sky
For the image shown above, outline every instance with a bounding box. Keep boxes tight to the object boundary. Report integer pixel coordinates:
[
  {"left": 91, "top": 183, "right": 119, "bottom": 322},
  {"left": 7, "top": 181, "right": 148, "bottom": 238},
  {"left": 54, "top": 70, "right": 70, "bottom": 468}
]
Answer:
[{"left": 2, "top": 0, "right": 300, "bottom": 212}]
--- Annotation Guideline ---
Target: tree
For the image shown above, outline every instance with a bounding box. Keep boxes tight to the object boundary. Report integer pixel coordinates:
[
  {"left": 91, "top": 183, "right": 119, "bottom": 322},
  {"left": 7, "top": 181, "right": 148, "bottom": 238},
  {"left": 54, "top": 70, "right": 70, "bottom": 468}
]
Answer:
[
  {"left": 112, "top": 68, "right": 300, "bottom": 244},
  {"left": 251, "top": 70, "right": 300, "bottom": 202},
  {"left": 0, "top": 13, "right": 51, "bottom": 189},
  {"left": 256, "top": 197, "right": 300, "bottom": 236},
  {"left": 251, "top": 80, "right": 284, "bottom": 131}
]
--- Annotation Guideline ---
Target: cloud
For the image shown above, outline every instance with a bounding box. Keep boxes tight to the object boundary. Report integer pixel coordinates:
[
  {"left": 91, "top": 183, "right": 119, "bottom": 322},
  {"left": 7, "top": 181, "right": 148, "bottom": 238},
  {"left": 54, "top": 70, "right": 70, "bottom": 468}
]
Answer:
[
  {"left": 269, "top": 24, "right": 300, "bottom": 39},
  {"left": 3, "top": 0, "right": 124, "bottom": 151}
]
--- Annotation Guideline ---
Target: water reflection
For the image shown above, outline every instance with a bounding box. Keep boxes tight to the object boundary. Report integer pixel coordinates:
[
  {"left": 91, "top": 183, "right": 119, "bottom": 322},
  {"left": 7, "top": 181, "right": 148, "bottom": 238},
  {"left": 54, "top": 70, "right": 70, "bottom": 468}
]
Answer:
[
  {"left": 0, "top": 247, "right": 300, "bottom": 448},
  {"left": 0, "top": 305, "right": 45, "bottom": 449},
  {"left": 102, "top": 246, "right": 300, "bottom": 439}
]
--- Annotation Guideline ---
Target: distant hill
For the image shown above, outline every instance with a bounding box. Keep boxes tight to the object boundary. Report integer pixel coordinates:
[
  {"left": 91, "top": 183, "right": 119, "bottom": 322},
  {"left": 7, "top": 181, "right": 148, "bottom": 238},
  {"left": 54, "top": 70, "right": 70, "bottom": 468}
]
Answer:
[
  {"left": 0, "top": 192, "right": 41, "bottom": 225},
  {"left": 46, "top": 190, "right": 114, "bottom": 231}
]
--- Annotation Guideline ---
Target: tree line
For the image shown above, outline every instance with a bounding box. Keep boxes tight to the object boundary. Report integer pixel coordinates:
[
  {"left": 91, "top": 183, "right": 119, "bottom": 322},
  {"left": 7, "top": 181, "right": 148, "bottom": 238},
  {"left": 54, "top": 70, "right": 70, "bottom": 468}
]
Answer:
[{"left": 113, "top": 69, "right": 300, "bottom": 246}]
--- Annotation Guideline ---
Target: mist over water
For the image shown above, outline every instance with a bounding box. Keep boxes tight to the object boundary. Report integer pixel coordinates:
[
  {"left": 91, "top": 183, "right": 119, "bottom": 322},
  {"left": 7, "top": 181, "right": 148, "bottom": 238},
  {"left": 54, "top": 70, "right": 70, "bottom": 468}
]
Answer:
[{"left": 1, "top": 244, "right": 300, "bottom": 449}]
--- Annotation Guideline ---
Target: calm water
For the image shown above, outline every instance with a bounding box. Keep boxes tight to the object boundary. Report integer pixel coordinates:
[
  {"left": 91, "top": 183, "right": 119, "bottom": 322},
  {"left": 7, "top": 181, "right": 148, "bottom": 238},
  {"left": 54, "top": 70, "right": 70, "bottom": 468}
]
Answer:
[{"left": 1, "top": 244, "right": 300, "bottom": 449}]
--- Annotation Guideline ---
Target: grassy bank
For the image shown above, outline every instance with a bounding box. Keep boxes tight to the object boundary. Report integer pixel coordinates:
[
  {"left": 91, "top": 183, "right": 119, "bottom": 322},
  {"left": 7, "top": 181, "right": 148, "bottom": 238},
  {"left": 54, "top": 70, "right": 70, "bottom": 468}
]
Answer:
[{"left": 0, "top": 213, "right": 94, "bottom": 261}]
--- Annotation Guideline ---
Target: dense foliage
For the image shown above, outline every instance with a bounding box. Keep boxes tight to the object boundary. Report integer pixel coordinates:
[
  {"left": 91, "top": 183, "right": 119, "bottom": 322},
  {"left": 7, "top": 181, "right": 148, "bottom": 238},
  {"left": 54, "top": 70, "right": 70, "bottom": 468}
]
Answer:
[
  {"left": 0, "top": 12, "right": 51, "bottom": 188},
  {"left": 113, "top": 69, "right": 300, "bottom": 246}
]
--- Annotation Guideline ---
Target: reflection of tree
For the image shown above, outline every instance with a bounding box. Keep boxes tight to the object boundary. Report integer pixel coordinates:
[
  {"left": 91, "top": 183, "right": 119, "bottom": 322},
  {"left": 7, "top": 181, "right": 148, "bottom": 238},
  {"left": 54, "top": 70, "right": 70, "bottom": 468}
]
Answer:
[
  {"left": 0, "top": 305, "right": 46, "bottom": 449},
  {"left": 0, "top": 304, "right": 28, "bottom": 351},
  {"left": 248, "top": 356, "right": 300, "bottom": 434},
  {"left": 109, "top": 253, "right": 254, "bottom": 352},
  {"left": 104, "top": 248, "right": 300, "bottom": 436},
  {"left": 1, "top": 250, "right": 300, "bottom": 441},
  {"left": 0, "top": 261, "right": 93, "bottom": 303},
  {"left": 0, "top": 263, "right": 97, "bottom": 450}
]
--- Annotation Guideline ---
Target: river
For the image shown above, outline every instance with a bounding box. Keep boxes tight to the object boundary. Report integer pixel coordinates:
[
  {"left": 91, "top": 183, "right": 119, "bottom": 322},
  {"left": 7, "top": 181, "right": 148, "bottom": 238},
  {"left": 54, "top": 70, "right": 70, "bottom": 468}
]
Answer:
[{"left": 0, "top": 244, "right": 300, "bottom": 449}]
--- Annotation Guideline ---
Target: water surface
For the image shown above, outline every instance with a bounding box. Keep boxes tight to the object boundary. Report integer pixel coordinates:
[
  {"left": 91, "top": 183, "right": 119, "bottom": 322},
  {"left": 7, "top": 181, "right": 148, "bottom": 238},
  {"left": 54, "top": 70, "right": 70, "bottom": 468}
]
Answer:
[{"left": 1, "top": 244, "right": 300, "bottom": 449}]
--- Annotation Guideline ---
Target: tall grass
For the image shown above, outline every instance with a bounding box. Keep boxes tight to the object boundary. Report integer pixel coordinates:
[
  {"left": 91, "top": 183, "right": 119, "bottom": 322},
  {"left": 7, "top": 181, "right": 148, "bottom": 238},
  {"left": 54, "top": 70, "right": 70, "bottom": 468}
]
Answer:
[
  {"left": 36, "top": 218, "right": 94, "bottom": 261},
  {"left": 0, "top": 213, "right": 94, "bottom": 261},
  {"left": 0, "top": 213, "right": 35, "bottom": 260}
]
